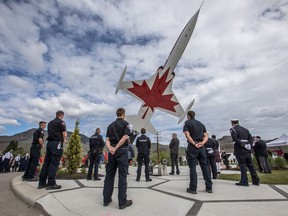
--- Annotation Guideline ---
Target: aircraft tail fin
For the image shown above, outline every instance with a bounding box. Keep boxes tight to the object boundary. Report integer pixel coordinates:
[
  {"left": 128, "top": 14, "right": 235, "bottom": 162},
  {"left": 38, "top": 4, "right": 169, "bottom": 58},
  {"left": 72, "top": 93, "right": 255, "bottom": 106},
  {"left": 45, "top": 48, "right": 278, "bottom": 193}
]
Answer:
[
  {"left": 115, "top": 66, "right": 127, "bottom": 94},
  {"left": 178, "top": 99, "right": 195, "bottom": 124}
]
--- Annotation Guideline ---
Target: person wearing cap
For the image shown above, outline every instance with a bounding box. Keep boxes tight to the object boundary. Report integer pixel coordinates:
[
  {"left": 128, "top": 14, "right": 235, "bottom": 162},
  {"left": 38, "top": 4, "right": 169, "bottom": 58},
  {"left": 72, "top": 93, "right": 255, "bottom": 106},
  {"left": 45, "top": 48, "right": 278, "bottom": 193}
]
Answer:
[
  {"left": 183, "top": 111, "right": 213, "bottom": 194},
  {"left": 22, "top": 121, "right": 47, "bottom": 181},
  {"left": 38, "top": 110, "right": 67, "bottom": 190},
  {"left": 230, "top": 119, "right": 259, "bottom": 186},
  {"left": 253, "top": 136, "right": 271, "bottom": 173}
]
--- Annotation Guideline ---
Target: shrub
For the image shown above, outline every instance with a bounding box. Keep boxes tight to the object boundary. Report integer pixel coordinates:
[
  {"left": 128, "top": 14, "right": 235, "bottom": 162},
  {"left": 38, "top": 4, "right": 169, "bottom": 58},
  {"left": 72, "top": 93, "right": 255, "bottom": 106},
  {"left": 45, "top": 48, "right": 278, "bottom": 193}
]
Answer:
[{"left": 273, "top": 157, "right": 286, "bottom": 169}]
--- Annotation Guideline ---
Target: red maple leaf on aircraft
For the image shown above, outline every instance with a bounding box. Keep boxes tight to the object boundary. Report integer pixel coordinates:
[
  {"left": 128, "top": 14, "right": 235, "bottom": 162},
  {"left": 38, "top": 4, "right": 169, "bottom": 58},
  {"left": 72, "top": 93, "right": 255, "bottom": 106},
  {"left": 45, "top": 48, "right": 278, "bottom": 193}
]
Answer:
[{"left": 128, "top": 68, "right": 179, "bottom": 118}]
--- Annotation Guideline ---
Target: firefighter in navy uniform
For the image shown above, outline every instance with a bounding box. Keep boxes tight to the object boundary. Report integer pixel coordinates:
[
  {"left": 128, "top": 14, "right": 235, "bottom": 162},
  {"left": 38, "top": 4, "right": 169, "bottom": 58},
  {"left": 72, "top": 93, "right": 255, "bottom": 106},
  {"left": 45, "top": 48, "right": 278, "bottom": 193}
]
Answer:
[
  {"left": 183, "top": 111, "right": 213, "bottom": 194},
  {"left": 38, "top": 110, "right": 67, "bottom": 190},
  {"left": 230, "top": 119, "right": 259, "bottom": 186},
  {"left": 103, "top": 108, "right": 133, "bottom": 210},
  {"left": 136, "top": 128, "right": 152, "bottom": 182},
  {"left": 22, "top": 121, "right": 47, "bottom": 181},
  {"left": 87, "top": 128, "right": 105, "bottom": 181}
]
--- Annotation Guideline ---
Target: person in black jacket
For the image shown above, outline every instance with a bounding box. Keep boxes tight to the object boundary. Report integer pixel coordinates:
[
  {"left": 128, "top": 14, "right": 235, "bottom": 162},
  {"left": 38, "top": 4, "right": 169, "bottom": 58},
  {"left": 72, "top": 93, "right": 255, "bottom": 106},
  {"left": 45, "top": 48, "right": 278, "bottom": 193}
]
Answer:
[
  {"left": 169, "top": 133, "right": 180, "bottom": 175},
  {"left": 230, "top": 119, "right": 259, "bottom": 186},
  {"left": 204, "top": 136, "right": 218, "bottom": 179},
  {"left": 136, "top": 128, "right": 152, "bottom": 182},
  {"left": 87, "top": 128, "right": 105, "bottom": 181},
  {"left": 253, "top": 136, "right": 271, "bottom": 173}
]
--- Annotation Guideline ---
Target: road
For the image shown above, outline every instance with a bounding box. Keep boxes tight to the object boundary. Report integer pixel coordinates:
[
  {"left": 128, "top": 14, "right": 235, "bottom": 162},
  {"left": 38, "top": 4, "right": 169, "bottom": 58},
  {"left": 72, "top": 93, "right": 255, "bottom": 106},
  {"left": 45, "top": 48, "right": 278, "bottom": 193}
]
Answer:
[{"left": 0, "top": 172, "right": 45, "bottom": 216}]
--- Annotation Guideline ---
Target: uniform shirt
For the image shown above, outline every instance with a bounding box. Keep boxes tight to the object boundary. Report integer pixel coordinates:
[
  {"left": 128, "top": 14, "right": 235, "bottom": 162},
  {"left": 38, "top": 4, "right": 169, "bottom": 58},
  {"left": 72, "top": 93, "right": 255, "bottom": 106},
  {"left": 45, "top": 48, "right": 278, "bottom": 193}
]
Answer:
[
  {"left": 183, "top": 118, "right": 207, "bottom": 144},
  {"left": 230, "top": 124, "right": 253, "bottom": 155},
  {"left": 106, "top": 118, "right": 130, "bottom": 147},
  {"left": 47, "top": 117, "right": 67, "bottom": 142},
  {"left": 32, "top": 127, "right": 45, "bottom": 145},
  {"left": 205, "top": 138, "right": 216, "bottom": 155},
  {"left": 136, "top": 134, "right": 151, "bottom": 155},
  {"left": 169, "top": 137, "right": 179, "bottom": 154},
  {"left": 254, "top": 140, "right": 268, "bottom": 157},
  {"left": 89, "top": 133, "right": 105, "bottom": 153},
  {"left": 4, "top": 152, "right": 12, "bottom": 159}
]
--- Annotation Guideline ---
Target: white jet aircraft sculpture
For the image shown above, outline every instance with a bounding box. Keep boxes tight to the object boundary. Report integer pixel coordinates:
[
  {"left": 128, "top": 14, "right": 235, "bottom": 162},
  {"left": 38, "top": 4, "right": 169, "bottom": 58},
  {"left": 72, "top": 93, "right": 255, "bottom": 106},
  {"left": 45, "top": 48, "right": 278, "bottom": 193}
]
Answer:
[{"left": 116, "top": 5, "right": 202, "bottom": 134}]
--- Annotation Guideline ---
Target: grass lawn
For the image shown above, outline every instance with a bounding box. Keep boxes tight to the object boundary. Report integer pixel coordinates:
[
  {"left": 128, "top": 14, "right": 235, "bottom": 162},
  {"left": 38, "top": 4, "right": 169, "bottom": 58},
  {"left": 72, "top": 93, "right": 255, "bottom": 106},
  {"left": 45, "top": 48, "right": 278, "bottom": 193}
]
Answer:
[{"left": 218, "top": 170, "right": 288, "bottom": 184}]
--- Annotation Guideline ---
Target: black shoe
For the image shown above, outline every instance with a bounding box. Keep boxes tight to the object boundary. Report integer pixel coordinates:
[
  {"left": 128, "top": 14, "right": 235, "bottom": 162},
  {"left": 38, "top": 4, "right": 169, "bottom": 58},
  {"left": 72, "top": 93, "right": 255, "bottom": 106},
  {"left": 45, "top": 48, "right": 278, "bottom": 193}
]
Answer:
[
  {"left": 37, "top": 184, "right": 47, "bottom": 189},
  {"left": 146, "top": 178, "right": 152, "bottom": 182},
  {"left": 46, "top": 184, "right": 62, "bottom": 190},
  {"left": 136, "top": 179, "right": 140, "bottom": 182},
  {"left": 186, "top": 188, "right": 197, "bottom": 194},
  {"left": 235, "top": 182, "right": 249, "bottom": 186},
  {"left": 252, "top": 182, "right": 260, "bottom": 186},
  {"left": 176, "top": 172, "right": 180, "bottom": 175},
  {"left": 206, "top": 189, "right": 213, "bottom": 193},
  {"left": 103, "top": 198, "right": 112, "bottom": 207},
  {"left": 86, "top": 177, "right": 92, "bottom": 181},
  {"left": 93, "top": 178, "right": 101, "bottom": 181},
  {"left": 119, "top": 200, "right": 133, "bottom": 210},
  {"left": 26, "top": 177, "right": 39, "bottom": 182},
  {"left": 169, "top": 172, "right": 174, "bottom": 175}
]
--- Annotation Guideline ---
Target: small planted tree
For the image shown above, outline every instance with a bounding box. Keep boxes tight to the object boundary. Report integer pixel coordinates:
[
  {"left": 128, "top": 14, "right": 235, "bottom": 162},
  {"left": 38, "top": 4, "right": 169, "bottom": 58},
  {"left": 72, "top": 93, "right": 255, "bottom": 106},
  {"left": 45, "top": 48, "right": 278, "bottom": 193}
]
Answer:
[{"left": 65, "top": 119, "right": 82, "bottom": 174}]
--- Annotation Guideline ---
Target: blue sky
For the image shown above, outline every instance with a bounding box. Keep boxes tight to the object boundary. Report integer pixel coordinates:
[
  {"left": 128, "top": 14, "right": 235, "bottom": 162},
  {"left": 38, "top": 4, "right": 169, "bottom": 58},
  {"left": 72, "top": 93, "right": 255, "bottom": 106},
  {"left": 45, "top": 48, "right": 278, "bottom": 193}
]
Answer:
[{"left": 0, "top": 0, "right": 288, "bottom": 145}]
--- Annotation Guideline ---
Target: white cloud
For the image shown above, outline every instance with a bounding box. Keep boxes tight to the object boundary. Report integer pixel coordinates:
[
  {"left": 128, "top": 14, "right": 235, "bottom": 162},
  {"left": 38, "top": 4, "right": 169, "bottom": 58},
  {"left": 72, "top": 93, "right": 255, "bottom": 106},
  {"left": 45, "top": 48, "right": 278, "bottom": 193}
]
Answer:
[{"left": 0, "top": 0, "right": 287, "bottom": 142}]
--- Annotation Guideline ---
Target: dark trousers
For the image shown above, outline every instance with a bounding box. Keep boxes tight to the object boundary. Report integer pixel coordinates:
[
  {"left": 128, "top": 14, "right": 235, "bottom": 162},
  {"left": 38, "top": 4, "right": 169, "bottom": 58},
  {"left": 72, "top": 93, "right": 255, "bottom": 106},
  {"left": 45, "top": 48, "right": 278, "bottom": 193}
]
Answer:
[
  {"left": 170, "top": 153, "right": 180, "bottom": 174},
  {"left": 136, "top": 153, "right": 150, "bottom": 180},
  {"left": 186, "top": 146, "right": 213, "bottom": 191},
  {"left": 236, "top": 153, "right": 259, "bottom": 185},
  {"left": 259, "top": 156, "right": 271, "bottom": 173},
  {"left": 24, "top": 145, "right": 41, "bottom": 179},
  {"left": 87, "top": 152, "right": 101, "bottom": 179},
  {"left": 206, "top": 155, "right": 218, "bottom": 179},
  {"left": 103, "top": 148, "right": 128, "bottom": 206},
  {"left": 39, "top": 141, "right": 63, "bottom": 186},
  {"left": 2, "top": 159, "right": 10, "bottom": 172}
]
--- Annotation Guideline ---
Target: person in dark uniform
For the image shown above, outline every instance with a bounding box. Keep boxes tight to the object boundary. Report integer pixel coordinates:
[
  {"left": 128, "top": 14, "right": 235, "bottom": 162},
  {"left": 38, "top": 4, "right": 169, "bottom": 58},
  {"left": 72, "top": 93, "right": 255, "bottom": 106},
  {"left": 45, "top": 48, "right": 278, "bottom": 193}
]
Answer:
[
  {"left": 38, "top": 110, "right": 67, "bottom": 190},
  {"left": 87, "top": 128, "right": 105, "bottom": 181},
  {"left": 103, "top": 108, "right": 133, "bottom": 209},
  {"left": 183, "top": 111, "right": 213, "bottom": 194},
  {"left": 204, "top": 135, "right": 218, "bottom": 179},
  {"left": 230, "top": 119, "right": 259, "bottom": 186},
  {"left": 169, "top": 133, "right": 180, "bottom": 175},
  {"left": 22, "top": 121, "right": 47, "bottom": 181},
  {"left": 253, "top": 136, "right": 271, "bottom": 173},
  {"left": 212, "top": 135, "right": 221, "bottom": 173},
  {"left": 136, "top": 128, "right": 152, "bottom": 182}
]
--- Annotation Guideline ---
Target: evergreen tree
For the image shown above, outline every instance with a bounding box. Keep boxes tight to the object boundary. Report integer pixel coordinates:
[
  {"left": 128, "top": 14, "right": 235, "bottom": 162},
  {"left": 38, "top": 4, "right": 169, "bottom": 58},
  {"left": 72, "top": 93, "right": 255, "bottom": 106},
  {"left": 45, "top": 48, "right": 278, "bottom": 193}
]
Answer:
[
  {"left": 64, "top": 119, "right": 82, "bottom": 174},
  {"left": 5, "top": 140, "right": 19, "bottom": 152}
]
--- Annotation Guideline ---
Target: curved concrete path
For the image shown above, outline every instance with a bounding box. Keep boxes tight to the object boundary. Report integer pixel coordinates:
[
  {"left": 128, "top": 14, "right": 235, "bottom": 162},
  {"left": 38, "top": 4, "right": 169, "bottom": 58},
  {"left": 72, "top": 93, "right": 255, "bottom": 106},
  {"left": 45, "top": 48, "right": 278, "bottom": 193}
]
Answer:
[{"left": 12, "top": 166, "right": 288, "bottom": 216}]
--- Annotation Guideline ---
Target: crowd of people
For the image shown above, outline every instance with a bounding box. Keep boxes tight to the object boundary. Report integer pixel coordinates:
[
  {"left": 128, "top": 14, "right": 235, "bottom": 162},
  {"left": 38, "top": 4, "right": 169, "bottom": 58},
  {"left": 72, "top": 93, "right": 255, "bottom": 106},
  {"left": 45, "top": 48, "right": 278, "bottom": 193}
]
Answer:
[{"left": 1, "top": 107, "right": 278, "bottom": 210}]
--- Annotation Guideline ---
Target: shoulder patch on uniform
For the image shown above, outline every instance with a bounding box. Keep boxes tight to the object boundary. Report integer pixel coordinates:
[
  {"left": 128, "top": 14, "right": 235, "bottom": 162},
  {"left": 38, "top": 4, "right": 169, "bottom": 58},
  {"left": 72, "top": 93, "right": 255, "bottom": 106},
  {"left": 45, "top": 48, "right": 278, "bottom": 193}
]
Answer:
[
  {"left": 41, "top": 131, "right": 44, "bottom": 134},
  {"left": 62, "top": 121, "right": 66, "bottom": 126}
]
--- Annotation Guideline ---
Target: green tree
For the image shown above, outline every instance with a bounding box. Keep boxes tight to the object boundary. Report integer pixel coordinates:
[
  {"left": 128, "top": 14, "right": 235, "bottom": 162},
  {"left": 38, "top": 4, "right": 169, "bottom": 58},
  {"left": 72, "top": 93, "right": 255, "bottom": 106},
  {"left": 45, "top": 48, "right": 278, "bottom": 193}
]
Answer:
[
  {"left": 64, "top": 119, "right": 82, "bottom": 174},
  {"left": 5, "top": 140, "right": 19, "bottom": 153}
]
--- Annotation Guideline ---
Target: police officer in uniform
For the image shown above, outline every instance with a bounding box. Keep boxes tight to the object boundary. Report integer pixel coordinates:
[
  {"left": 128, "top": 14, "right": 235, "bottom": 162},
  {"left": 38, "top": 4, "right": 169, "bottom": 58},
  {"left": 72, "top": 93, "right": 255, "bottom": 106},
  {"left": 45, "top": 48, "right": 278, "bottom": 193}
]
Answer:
[
  {"left": 169, "top": 133, "right": 180, "bottom": 175},
  {"left": 103, "top": 108, "right": 133, "bottom": 209},
  {"left": 183, "top": 111, "right": 213, "bottom": 194},
  {"left": 87, "top": 128, "right": 105, "bottom": 181},
  {"left": 22, "top": 121, "right": 47, "bottom": 181},
  {"left": 230, "top": 119, "right": 259, "bottom": 186},
  {"left": 38, "top": 110, "right": 67, "bottom": 190},
  {"left": 136, "top": 128, "right": 152, "bottom": 182}
]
